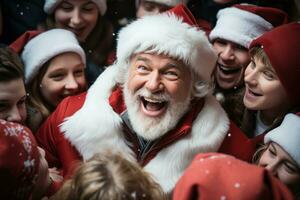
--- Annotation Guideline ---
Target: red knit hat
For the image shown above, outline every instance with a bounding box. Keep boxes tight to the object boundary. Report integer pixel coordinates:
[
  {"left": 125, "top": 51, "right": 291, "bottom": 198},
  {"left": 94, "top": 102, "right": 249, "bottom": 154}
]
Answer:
[
  {"left": 209, "top": 4, "right": 289, "bottom": 48},
  {"left": 0, "top": 120, "right": 40, "bottom": 200},
  {"left": 250, "top": 22, "right": 300, "bottom": 105},
  {"left": 173, "top": 153, "right": 293, "bottom": 200}
]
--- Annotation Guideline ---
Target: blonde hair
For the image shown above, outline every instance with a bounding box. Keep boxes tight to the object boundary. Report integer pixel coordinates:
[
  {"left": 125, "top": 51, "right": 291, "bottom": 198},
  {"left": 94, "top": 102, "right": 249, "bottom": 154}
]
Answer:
[
  {"left": 252, "top": 143, "right": 269, "bottom": 164},
  {"left": 51, "top": 152, "right": 167, "bottom": 200}
]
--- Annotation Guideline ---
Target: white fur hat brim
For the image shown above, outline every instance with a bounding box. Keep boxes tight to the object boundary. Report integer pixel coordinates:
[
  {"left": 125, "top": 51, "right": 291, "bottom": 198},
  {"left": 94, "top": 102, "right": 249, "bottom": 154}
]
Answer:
[
  {"left": 209, "top": 7, "right": 273, "bottom": 48},
  {"left": 21, "top": 29, "right": 86, "bottom": 84},
  {"left": 264, "top": 113, "right": 300, "bottom": 166},
  {"left": 44, "top": 0, "right": 107, "bottom": 16},
  {"left": 117, "top": 13, "right": 217, "bottom": 83}
]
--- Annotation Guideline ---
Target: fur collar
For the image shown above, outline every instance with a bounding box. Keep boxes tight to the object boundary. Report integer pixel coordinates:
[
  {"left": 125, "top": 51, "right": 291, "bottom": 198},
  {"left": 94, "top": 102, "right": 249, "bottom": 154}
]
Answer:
[{"left": 60, "top": 65, "right": 229, "bottom": 192}]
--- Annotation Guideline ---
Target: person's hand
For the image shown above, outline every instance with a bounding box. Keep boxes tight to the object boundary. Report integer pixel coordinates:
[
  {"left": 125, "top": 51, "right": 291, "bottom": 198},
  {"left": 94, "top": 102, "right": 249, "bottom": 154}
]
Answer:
[{"left": 49, "top": 167, "right": 63, "bottom": 182}]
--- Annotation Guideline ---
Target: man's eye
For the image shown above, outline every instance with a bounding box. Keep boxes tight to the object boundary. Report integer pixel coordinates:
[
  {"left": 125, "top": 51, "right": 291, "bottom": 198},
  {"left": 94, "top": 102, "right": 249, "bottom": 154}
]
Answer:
[
  {"left": 164, "top": 71, "right": 178, "bottom": 80},
  {"left": 137, "top": 65, "right": 148, "bottom": 72}
]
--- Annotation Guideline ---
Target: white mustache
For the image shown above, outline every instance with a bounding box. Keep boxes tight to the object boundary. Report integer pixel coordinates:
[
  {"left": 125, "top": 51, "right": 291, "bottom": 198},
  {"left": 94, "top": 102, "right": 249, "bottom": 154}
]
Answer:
[{"left": 135, "top": 88, "right": 170, "bottom": 102}]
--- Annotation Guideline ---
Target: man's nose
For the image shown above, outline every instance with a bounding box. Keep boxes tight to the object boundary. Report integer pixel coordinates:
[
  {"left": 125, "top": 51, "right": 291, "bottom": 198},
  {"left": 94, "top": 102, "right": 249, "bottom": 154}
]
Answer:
[{"left": 145, "top": 71, "right": 163, "bottom": 93}]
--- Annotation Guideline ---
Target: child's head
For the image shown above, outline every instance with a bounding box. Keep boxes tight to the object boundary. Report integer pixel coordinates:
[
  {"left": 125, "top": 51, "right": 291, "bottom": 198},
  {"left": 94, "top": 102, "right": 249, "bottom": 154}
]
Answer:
[
  {"left": 0, "top": 119, "right": 50, "bottom": 200},
  {"left": 0, "top": 45, "right": 27, "bottom": 124},
  {"left": 244, "top": 23, "right": 300, "bottom": 117},
  {"left": 22, "top": 29, "right": 87, "bottom": 117},
  {"left": 53, "top": 151, "right": 167, "bottom": 200},
  {"left": 173, "top": 153, "right": 293, "bottom": 200},
  {"left": 258, "top": 113, "right": 300, "bottom": 195},
  {"left": 43, "top": 0, "right": 107, "bottom": 42},
  {"left": 135, "top": 0, "right": 188, "bottom": 18}
]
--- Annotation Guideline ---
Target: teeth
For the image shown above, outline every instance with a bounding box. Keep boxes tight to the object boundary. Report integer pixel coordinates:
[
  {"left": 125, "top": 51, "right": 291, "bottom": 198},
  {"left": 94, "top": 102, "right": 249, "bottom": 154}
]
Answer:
[
  {"left": 219, "top": 64, "right": 240, "bottom": 72},
  {"left": 143, "top": 97, "right": 164, "bottom": 103}
]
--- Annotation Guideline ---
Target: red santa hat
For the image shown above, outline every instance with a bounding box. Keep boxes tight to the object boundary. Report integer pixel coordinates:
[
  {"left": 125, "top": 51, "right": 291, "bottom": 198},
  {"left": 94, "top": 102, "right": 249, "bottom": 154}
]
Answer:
[
  {"left": 250, "top": 22, "right": 300, "bottom": 105},
  {"left": 0, "top": 120, "right": 40, "bottom": 200},
  {"left": 209, "top": 4, "right": 288, "bottom": 48},
  {"left": 135, "top": 0, "right": 188, "bottom": 8},
  {"left": 44, "top": 0, "right": 107, "bottom": 15},
  {"left": 117, "top": 4, "right": 217, "bottom": 83},
  {"left": 264, "top": 113, "right": 300, "bottom": 166},
  {"left": 173, "top": 153, "right": 293, "bottom": 200},
  {"left": 21, "top": 29, "right": 86, "bottom": 84}
]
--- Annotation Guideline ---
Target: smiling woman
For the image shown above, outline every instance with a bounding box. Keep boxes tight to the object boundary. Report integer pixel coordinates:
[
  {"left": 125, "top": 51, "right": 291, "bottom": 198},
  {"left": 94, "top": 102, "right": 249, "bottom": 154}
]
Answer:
[
  {"left": 41, "top": 0, "right": 114, "bottom": 86},
  {"left": 22, "top": 29, "right": 87, "bottom": 133}
]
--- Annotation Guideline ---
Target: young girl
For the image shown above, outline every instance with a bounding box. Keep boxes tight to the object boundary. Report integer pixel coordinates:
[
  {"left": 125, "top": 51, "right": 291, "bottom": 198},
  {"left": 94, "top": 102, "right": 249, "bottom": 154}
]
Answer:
[
  {"left": 0, "top": 119, "right": 62, "bottom": 199},
  {"left": 21, "top": 29, "right": 87, "bottom": 132},
  {"left": 241, "top": 22, "right": 300, "bottom": 137},
  {"left": 51, "top": 151, "right": 167, "bottom": 200},
  {"left": 254, "top": 113, "right": 300, "bottom": 198},
  {"left": 41, "top": 0, "right": 114, "bottom": 85},
  {"left": 0, "top": 45, "right": 27, "bottom": 124}
]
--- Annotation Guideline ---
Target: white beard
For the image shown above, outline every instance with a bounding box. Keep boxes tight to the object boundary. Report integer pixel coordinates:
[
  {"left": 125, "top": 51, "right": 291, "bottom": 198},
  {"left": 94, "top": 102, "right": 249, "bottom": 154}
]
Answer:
[{"left": 123, "top": 83, "right": 192, "bottom": 141}]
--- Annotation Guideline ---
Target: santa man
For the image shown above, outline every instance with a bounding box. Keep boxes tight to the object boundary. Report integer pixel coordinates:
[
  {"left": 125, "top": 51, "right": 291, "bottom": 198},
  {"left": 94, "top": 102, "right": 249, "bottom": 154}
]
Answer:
[{"left": 36, "top": 5, "right": 251, "bottom": 193}]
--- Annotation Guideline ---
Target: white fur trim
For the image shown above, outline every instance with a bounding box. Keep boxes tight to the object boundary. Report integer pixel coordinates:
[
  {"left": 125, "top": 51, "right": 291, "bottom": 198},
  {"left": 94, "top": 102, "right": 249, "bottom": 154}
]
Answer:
[
  {"left": 61, "top": 67, "right": 229, "bottom": 192},
  {"left": 264, "top": 114, "right": 300, "bottom": 166},
  {"left": 144, "top": 95, "right": 229, "bottom": 192},
  {"left": 44, "top": 0, "right": 107, "bottom": 15},
  {"left": 21, "top": 29, "right": 86, "bottom": 84},
  {"left": 209, "top": 7, "right": 273, "bottom": 48},
  {"left": 135, "top": 0, "right": 188, "bottom": 8},
  {"left": 117, "top": 13, "right": 217, "bottom": 83}
]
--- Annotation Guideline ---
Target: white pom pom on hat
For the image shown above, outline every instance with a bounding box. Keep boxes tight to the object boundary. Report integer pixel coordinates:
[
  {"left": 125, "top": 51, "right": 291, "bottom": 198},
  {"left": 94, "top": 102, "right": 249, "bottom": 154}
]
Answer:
[
  {"left": 44, "top": 0, "right": 107, "bottom": 16},
  {"left": 264, "top": 113, "right": 300, "bottom": 166},
  {"left": 21, "top": 29, "right": 86, "bottom": 84}
]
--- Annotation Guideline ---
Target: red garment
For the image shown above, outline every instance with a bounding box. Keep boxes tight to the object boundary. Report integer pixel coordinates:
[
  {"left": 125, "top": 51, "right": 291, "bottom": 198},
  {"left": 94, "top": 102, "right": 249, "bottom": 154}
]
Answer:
[
  {"left": 37, "top": 87, "right": 255, "bottom": 176},
  {"left": 173, "top": 153, "right": 294, "bottom": 200}
]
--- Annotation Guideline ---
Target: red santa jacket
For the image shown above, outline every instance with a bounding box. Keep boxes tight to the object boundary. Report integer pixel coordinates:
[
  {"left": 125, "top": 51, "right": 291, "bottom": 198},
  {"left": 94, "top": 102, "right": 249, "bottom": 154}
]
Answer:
[{"left": 36, "top": 65, "right": 263, "bottom": 192}]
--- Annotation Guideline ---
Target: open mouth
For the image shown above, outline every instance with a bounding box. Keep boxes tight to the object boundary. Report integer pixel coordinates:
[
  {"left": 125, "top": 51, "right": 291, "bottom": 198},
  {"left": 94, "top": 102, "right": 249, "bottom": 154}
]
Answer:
[
  {"left": 218, "top": 64, "right": 241, "bottom": 75},
  {"left": 247, "top": 87, "right": 262, "bottom": 96},
  {"left": 140, "top": 96, "right": 168, "bottom": 116}
]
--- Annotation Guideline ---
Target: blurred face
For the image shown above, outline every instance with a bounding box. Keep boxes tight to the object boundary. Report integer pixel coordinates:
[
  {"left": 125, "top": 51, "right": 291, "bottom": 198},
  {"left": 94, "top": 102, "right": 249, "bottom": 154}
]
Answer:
[
  {"left": 136, "top": 0, "right": 171, "bottom": 18},
  {"left": 54, "top": 0, "right": 99, "bottom": 42},
  {"left": 124, "top": 53, "right": 192, "bottom": 140},
  {"left": 40, "top": 52, "right": 87, "bottom": 107},
  {"left": 0, "top": 78, "right": 27, "bottom": 124},
  {"left": 31, "top": 147, "right": 50, "bottom": 200},
  {"left": 243, "top": 56, "right": 291, "bottom": 121},
  {"left": 213, "top": 38, "right": 250, "bottom": 90},
  {"left": 258, "top": 143, "right": 300, "bottom": 194}
]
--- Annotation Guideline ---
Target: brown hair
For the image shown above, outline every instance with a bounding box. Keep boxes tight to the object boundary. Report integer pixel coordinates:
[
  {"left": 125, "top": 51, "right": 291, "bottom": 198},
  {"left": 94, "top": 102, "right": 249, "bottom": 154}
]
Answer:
[
  {"left": 51, "top": 151, "right": 167, "bottom": 200},
  {"left": 249, "top": 46, "right": 272, "bottom": 68},
  {"left": 0, "top": 46, "right": 24, "bottom": 82},
  {"left": 26, "top": 61, "right": 52, "bottom": 124}
]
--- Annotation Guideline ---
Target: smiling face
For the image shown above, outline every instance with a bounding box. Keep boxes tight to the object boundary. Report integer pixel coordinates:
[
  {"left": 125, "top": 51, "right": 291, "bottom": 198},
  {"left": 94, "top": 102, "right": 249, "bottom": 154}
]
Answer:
[
  {"left": 136, "top": 0, "right": 172, "bottom": 18},
  {"left": 258, "top": 142, "right": 300, "bottom": 194},
  {"left": 213, "top": 38, "right": 251, "bottom": 90},
  {"left": 124, "top": 53, "right": 192, "bottom": 140},
  {"left": 40, "top": 52, "right": 86, "bottom": 108},
  {"left": 54, "top": 0, "right": 99, "bottom": 42},
  {"left": 243, "top": 56, "right": 291, "bottom": 123},
  {"left": 0, "top": 78, "right": 27, "bottom": 124}
]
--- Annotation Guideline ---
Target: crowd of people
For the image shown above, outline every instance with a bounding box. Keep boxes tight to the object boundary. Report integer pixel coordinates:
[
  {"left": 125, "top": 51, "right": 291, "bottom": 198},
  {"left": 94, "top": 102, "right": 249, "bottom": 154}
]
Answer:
[{"left": 0, "top": 0, "right": 299, "bottom": 199}]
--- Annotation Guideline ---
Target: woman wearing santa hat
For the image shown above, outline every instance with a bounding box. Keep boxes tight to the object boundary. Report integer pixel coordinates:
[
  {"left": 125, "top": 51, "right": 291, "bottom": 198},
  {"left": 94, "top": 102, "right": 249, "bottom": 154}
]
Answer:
[
  {"left": 22, "top": 29, "right": 87, "bottom": 133},
  {"left": 42, "top": 0, "right": 114, "bottom": 86},
  {"left": 253, "top": 113, "right": 300, "bottom": 198},
  {"left": 241, "top": 22, "right": 300, "bottom": 138}
]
